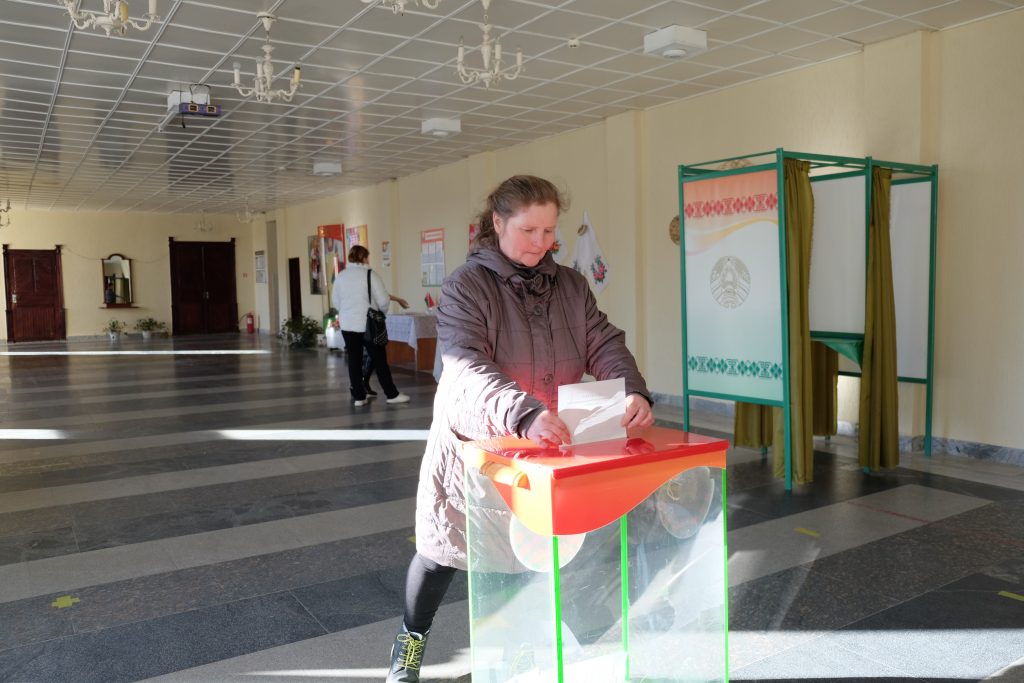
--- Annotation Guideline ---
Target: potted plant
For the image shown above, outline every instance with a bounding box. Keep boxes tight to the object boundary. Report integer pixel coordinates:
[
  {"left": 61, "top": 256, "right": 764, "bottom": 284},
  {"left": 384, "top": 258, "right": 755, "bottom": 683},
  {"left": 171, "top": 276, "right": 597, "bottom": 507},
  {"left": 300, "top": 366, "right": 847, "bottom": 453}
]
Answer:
[
  {"left": 104, "top": 319, "right": 126, "bottom": 342},
  {"left": 279, "top": 315, "right": 323, "bottom": 348},
  {"left": 134, "top": 317, "right": 167, "bottom": 341}
]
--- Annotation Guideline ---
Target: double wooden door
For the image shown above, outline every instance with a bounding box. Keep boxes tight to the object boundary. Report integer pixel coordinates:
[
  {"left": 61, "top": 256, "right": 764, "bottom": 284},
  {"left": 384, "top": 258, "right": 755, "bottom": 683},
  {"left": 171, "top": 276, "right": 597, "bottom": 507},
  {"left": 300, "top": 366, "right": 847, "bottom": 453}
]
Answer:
[
  {"left": 3, "top": 246, "right": 65, "bottom": 342},
  {"left": 169, "top": 238, "right": 238, "bottom": 335}
]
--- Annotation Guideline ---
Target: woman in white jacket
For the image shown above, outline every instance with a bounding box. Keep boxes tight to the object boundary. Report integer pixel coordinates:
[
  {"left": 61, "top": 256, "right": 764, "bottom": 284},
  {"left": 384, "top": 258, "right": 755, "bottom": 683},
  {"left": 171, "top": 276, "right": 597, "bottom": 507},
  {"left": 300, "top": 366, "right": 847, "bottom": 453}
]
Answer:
[{"left": 331, "top": 245, "right": 410, "bottom": 406}]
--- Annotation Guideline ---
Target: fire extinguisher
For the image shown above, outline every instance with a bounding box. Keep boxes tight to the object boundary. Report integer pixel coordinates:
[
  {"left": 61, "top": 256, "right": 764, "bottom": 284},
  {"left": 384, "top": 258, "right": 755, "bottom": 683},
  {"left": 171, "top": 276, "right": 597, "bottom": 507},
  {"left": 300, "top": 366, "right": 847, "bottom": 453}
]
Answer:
[{"left": 245, "top": 312, "right": 255, "bottom": 334}]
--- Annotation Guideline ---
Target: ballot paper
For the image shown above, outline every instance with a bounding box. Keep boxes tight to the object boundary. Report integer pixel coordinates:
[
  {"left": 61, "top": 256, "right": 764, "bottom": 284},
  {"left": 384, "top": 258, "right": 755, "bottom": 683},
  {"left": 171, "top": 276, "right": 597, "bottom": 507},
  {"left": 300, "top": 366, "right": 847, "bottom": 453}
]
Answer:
[{"left": 557, "top": 377, "right": 626, "bottom": 445}]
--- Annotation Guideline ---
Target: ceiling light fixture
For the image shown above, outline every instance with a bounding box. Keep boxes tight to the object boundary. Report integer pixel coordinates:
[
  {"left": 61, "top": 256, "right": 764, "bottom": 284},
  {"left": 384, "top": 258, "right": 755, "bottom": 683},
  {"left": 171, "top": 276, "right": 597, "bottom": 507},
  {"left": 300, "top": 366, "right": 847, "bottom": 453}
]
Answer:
[
  {"left": 360, "top": 0, "right": 441, "bottom": 15},
  {"left": 236, "top": 203, "right": 262, "bottom": 224},
  {"left": 642, "top": 25, "right": 707, "bottom": 59},
  {"left": 312, "top": 160, "right": 342, "bottom": 176},
  {"left": 421, "top": 117, "right": 461, "bottom": 138},
  {"left": 194, "top": 210, "right": 213, "bottom": 233},
  {"left": 60, "top": 0, "right": 160, "bottom": 37},
  {"left": 457, "top": 0, "right": 522, "bottom": 89},
  {"left": 232, "top": 12, "right": 301, "bottom": 104},
  {"left": 0, "top": 199, "right": 11, "bottom": 228}
]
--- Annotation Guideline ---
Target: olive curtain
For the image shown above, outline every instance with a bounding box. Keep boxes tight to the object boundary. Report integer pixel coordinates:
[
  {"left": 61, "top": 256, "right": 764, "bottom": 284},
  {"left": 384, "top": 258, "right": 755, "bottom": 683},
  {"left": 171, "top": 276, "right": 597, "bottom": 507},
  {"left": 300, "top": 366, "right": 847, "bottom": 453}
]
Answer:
[
  {"left": 811, "top": 342, "right": 839, "bottom": 437},
  {"left": 858, "top": 167, "right": 900, "bottom": 470},
  {"left": 733, "top": 158, "right": 816, "bottom": 484}
]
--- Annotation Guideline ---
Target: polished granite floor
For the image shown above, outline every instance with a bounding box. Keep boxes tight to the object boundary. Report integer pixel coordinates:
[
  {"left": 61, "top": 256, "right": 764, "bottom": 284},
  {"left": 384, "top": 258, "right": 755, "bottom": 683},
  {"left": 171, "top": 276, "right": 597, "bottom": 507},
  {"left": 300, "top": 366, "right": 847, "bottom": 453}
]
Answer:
[{"left": 0, "top": 335, "right": 1021, "bottom": 683}]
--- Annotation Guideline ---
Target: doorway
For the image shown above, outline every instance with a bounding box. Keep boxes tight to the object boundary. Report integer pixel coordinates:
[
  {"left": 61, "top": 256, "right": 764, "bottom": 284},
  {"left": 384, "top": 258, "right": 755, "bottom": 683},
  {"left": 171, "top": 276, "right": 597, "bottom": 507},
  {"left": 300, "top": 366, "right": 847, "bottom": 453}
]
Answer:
[
  {"left": 169, "top": 238, "right": 238, "bottom": 335},
  {"left": 3, "top": 246, "right": 65, "bottom": 342},
  {"left": 288, "top": 257, "right": 302, "bottom": 320}
]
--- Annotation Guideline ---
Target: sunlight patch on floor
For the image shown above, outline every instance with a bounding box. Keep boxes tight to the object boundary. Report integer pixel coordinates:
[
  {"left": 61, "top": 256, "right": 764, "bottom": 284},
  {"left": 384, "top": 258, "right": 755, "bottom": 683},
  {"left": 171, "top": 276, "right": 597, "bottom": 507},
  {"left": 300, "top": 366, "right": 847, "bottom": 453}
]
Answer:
[{"left": 216, "top": 429, "right": 430, "bottom": 441}]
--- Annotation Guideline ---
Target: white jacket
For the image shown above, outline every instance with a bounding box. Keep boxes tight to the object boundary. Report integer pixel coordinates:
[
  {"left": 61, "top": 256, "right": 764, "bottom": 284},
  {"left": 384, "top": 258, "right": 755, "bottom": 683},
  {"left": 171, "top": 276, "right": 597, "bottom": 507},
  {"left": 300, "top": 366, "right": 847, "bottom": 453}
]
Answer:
[{"left": 332, "top": 264, "right": 391, "bottom": 332}]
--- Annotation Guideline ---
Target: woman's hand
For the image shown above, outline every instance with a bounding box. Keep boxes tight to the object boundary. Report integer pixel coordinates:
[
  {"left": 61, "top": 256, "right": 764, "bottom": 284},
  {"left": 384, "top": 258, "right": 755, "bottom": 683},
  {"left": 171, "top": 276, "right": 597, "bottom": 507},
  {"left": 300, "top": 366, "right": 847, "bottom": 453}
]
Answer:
[
  {"left": 622, "top": 393, "right": 654, "bottom": 430},
  {"left": 525, "top": 410, "right": 571, "bottom": 447},
  {"left": 392, "top": 295, "right": 410, "bottom": 309}
]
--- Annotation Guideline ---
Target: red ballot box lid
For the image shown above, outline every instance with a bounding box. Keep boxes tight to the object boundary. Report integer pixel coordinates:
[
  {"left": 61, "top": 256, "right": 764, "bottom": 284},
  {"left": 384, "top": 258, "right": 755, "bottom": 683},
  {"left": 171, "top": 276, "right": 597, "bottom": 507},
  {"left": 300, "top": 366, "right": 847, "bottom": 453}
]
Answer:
[{"left": 464, "top": 425, "right": 728, "bottom": 536}]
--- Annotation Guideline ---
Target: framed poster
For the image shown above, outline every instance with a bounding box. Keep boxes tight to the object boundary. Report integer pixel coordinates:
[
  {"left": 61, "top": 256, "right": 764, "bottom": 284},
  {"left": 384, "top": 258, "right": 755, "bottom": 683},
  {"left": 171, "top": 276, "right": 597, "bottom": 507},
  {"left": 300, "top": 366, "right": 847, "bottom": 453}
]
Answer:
[
  {"left": 254, "top": 250, "right": 266, "bottom": 284},
  {"left": 381, "top": 240, "right": 391, "bottom": 267},
  {"left": 346, "top": 224, "right": 368, "bottom": 250},
  {"left": 317, "top": 224, "right": 345, "bottom": 293},
  {"left": 308, "top": 236, "right": 322, "bottom": 294},
  {"left": 421, "top": 228, "right": 445, "bottom": 286}
]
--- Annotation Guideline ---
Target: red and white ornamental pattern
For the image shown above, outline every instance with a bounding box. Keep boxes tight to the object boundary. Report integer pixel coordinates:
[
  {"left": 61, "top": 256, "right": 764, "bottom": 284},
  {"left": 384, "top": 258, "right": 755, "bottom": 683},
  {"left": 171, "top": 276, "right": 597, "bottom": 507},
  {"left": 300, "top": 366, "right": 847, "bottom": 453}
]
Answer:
[{"left": 684, "top": 192, "right": 778, "bottom": 220}]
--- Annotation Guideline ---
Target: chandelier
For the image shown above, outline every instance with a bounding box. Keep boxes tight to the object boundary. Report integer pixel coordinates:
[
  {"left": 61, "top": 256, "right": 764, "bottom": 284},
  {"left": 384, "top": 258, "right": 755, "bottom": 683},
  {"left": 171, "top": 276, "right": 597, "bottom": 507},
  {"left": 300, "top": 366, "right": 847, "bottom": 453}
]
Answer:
[
  {"left": 60, "top": 0, "right": 160, "bottom": 37},
  {"left": 457, "top": 0, "right": 522, "bottom": 89},
  {"left": 194, "top": 211, "right": 212, "bottom": 233},
  {"left": 236, "top": 203, "right": 262, "bottom": 224},
  {"left": 232, "top": 13, "right": 301, "bottom": 104},
  {"left": 0, "top": 199, "right": 10, "bottom": 228},
  {"left": 361, "top": 0, "right": 441, "bottom": 15}
]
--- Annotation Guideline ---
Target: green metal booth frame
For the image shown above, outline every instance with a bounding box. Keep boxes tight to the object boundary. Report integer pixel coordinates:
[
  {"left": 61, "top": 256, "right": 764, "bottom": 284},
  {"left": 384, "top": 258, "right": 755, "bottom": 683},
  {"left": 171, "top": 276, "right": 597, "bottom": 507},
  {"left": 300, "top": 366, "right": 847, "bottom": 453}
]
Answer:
[{"left": 677, "top": 149, "right": 938, "bottom": 490}]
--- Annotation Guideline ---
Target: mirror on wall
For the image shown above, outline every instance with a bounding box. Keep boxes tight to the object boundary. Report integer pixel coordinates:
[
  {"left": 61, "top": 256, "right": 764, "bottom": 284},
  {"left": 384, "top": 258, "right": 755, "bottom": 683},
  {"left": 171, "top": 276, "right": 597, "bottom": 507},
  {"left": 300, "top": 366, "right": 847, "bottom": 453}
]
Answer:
[{"left": 102, "top": 254, "right": 133, "bottom": 307}]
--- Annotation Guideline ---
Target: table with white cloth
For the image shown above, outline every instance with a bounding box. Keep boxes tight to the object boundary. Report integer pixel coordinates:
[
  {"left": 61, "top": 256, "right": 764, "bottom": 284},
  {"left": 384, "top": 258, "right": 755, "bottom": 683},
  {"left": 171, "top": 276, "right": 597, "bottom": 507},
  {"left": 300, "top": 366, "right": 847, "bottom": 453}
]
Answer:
[{"left": 384, "top": 312, "right": 437, "bottom": 372}]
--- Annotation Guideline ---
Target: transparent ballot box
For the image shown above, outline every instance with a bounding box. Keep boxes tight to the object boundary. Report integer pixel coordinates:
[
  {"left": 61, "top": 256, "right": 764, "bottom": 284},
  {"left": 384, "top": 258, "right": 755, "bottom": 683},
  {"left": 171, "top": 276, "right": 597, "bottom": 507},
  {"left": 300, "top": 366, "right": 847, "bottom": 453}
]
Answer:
[{"left": 463, "top": 426, "right": 729, "bottom": 683}]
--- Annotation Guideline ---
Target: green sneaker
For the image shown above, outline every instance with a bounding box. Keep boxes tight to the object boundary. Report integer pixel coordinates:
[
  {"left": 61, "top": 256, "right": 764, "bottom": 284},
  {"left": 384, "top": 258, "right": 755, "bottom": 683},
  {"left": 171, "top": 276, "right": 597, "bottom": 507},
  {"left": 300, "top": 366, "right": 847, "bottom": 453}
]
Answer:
[{"left": 386, "top": 627, "right": 428, "bottom": 683}]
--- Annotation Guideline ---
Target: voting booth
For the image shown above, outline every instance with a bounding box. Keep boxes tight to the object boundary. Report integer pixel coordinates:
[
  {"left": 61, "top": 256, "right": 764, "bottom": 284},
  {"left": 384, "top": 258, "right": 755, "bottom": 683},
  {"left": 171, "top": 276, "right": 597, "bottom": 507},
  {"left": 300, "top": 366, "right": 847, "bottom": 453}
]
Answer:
[
  {"left": 678, "top": 150, "right": 938, "bottom": 486},
  {"left": 463, "top": 426, "right": 729, "bottom": 682}
]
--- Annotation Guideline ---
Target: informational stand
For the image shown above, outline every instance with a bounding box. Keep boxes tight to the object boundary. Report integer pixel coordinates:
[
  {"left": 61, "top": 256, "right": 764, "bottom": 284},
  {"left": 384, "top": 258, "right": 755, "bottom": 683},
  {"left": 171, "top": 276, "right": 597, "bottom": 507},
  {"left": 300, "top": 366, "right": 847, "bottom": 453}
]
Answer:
[{"left": 464, "top": 426, "right": 729, "bottom": 682}]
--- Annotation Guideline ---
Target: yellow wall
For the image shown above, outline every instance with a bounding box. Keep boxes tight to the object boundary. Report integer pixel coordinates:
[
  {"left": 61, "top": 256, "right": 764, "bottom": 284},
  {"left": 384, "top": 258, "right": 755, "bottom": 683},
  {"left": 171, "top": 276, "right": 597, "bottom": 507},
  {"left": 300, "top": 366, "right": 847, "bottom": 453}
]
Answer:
[
  {"left": 0, "top": 210, "right": 251, "bottom": 339},
  {"left": 926, "top": 11, "right": 1024, "bottom": 446}
]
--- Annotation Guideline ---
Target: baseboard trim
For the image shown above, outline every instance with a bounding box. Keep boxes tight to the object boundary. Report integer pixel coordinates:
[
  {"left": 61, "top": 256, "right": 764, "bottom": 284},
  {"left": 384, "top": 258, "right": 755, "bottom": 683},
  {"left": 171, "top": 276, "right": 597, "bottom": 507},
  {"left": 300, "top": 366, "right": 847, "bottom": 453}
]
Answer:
[{"left": 654, "top": 392, "right": 1024, "bottom": 465}]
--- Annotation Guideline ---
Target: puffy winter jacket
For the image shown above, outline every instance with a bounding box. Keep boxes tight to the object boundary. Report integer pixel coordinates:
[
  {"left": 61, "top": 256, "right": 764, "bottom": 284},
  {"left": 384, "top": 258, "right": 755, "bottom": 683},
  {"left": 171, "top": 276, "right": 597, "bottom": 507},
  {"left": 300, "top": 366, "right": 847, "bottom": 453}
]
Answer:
[{"left": 415, "top": 246, "right": 650, "bottom": 570}]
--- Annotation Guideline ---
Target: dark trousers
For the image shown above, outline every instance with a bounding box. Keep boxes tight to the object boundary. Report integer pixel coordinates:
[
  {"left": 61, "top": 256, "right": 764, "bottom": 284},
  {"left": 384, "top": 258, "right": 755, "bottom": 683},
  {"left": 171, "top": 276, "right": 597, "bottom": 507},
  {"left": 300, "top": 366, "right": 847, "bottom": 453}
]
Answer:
[
  {"left": 403, "top": 553, "right": 458, "bottom": 634},
  {"left": 341, "top": 330, "right": 399, "bottom": 400}
]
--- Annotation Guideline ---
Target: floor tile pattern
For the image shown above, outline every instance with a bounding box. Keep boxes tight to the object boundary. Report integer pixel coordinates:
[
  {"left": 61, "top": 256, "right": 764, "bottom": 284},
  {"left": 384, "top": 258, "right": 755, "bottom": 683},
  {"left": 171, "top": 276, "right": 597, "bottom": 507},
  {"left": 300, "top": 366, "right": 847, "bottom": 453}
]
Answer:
[{"left": 0, "top": 335, "right": 1021, "bottom": 682}]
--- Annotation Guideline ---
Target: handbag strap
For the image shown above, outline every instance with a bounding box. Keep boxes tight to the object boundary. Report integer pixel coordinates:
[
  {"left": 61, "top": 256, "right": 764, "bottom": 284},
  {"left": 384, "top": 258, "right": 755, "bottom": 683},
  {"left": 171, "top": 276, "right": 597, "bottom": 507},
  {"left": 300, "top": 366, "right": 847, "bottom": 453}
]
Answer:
[{"left": 366, "top": 269, "right": 373, "bottom": 310}]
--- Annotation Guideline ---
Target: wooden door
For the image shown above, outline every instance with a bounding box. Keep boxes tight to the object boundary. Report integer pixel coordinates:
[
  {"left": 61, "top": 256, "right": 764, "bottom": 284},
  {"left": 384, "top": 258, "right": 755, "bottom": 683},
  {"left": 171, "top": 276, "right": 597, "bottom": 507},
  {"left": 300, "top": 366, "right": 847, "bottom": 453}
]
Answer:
[
  {"left": 3, "top": 246, "right": 65, "bottom": 342},
  {"left": 203, "top": 242, "right": 237, "bottom": 333},
  {"left": 288, "top": 257, "right": 302, "bottom": 320},
  {"left": 169, "top": 238, "right": 238, "bottom": 335}
]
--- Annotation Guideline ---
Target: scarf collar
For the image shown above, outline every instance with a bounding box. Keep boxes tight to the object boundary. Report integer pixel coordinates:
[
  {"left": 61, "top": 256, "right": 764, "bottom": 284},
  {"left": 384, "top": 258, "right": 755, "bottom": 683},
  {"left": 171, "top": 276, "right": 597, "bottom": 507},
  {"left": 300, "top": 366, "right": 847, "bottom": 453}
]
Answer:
[{"left": 469, "top": 247, "right": 556, "bottom": 296}]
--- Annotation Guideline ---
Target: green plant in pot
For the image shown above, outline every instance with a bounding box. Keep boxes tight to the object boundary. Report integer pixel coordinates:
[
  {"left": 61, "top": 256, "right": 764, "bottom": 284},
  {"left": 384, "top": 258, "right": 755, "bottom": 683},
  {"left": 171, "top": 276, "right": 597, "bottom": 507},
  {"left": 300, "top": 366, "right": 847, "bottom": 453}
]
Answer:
[
  {"left": 105, "top": 319, "right": 126, "bottom": 341},
  {"left": 280, "top": 315, "right": 323, "bottom": 348},
  {"left": 134, "top": 317, "right": 167, "bottom": 340}
]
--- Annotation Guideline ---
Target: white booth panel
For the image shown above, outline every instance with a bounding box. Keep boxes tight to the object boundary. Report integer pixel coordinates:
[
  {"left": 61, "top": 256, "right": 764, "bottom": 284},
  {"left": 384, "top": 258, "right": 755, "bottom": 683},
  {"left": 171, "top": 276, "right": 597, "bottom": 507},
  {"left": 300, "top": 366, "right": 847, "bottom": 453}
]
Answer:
[
  {"left": 809, "top": 175, "right": 867, "bottom": 335},
  {"left": 890, "top": 181, "right": 932, "bottom": 380}
]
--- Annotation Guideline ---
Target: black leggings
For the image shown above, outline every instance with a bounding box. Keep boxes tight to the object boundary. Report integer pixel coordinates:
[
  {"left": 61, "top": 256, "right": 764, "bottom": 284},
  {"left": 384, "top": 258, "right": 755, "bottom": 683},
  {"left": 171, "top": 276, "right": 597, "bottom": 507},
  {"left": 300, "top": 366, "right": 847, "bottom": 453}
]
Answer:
[{"left": 403, "top": 553, "right": 458, "bottom": 634}]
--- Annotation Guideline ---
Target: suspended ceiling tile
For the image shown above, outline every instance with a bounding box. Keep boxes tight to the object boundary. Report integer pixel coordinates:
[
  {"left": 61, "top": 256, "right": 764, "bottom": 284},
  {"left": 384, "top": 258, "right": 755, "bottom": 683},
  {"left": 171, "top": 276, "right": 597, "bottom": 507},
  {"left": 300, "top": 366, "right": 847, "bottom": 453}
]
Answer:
[
  {"left": 794, "top": 5, "right": 892, "bottom": 36},
  {"left": 370, "top": 55, "right": 443, "bottom": 79},
  {"left": 690, "top": 43, "right": 770, "bottom": 69},
  {"left": 704, "top": 13, "right": 778, "bottom": 42},
  {"left": 599, "top": 52, "right": 674, "bottom": 75},
  {"left": 741, "top": 0, "right": 845, "bottom": 24},
  {"left": 740, "top": 53, "right": 812, "bottom": 76},
  {"left": 855, "top": 0, "right": 965, "bottom": 17},
  {"left": 644, "top": 58, "right": 717, "bottom": 81},
  {"left": 742, "top": 26, "right": 824, "bottom": 53},
  {"left": 911, "top": 0, "right": 1014, "bottom": 29},
  {"left": 783, "top": 38, "right": 861, "bottom": 61},
  {"left": 843, "top": 19, "right": 928, "bottom": 44},
  {"left": 648, "top": 81, "right": 713, "bottom": 100},
  {"left": 690, "top": 68, "right": 757, "bottom": 88},
  {"left": 581, "top": 22, "right": 648, "bottom": 52},
  {"left": 628, "top": 2, "right": 726, "bottom": 29}
]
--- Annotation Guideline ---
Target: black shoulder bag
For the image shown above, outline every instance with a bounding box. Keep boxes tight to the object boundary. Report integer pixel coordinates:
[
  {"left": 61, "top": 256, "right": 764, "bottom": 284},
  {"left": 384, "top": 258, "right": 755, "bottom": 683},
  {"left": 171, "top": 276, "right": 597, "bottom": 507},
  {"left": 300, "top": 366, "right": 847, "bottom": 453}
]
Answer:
[{"left": 364, "top": 269, "right": 388, "bottom": 345}]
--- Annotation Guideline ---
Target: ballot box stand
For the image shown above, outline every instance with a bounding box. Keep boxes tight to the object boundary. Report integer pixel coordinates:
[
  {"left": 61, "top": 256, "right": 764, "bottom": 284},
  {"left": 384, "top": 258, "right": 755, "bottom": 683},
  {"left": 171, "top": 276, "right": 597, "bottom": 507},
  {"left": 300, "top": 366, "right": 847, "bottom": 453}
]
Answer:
[{"left": 463, "top": 426, "right": 729, "bottom": 683}]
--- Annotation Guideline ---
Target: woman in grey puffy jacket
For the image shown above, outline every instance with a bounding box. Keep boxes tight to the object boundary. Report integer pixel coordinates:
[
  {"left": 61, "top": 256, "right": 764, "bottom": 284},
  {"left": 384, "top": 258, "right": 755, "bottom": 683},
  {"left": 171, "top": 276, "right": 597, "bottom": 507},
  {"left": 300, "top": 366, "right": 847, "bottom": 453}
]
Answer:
[{"left": 386, "top": 176, "right": 654, "bottom": 682}]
